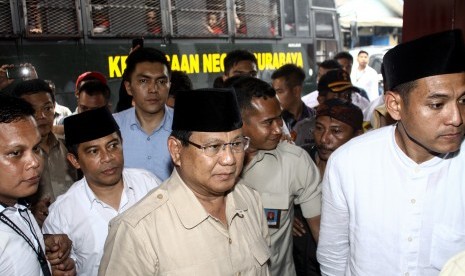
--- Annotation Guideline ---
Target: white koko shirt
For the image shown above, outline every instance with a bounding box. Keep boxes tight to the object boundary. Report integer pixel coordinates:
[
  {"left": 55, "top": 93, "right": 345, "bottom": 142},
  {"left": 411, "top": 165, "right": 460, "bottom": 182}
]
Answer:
[
  {"left": 43, "top": 168, "right": 161, "bottom": 276},
  {"left": 317, "top": 125, "right": 465, "bottom": 276}
]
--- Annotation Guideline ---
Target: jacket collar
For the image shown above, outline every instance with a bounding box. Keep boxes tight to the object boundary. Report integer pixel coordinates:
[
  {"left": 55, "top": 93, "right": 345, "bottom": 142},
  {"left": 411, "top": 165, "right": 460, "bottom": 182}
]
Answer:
[{"left": 167, "top": 169, "right": 249, "bottom": 229}]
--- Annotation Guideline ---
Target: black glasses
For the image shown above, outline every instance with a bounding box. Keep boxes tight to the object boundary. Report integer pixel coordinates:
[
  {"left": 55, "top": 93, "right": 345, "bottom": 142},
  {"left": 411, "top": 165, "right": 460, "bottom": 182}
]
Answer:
[{"left": 187, "top": 136, "right": 250, "bottom": 157}]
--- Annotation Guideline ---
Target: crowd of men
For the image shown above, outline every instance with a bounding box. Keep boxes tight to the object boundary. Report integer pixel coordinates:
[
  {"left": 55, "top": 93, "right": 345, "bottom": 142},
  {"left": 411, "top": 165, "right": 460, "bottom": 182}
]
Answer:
[{"left": 0, "top": 28, "right": 465, "bottom": 276}]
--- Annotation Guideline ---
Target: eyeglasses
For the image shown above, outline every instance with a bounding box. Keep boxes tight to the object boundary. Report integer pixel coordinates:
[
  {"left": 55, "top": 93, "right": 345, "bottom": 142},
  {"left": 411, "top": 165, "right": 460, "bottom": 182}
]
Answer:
[{"left": 187, "top": 136, "right": 250, "bottom": 157}]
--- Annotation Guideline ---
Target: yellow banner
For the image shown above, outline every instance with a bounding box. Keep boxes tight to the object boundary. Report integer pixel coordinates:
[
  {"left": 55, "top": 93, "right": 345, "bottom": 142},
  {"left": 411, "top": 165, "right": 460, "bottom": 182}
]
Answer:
[{"left": 108, "top": 51, "right": 303, "bottom": 78}]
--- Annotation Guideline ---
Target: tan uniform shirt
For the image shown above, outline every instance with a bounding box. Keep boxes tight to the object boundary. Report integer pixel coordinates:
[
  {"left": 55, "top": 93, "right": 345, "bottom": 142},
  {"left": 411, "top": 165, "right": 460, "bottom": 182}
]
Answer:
[
  {"left": 37, "top": 133, "right": 77, "bottom": 201},
  {"left": 98, "top": 169, "right": 271, "bottom": 276},
  {"left": 441, "top": 251, "right": 465, "bottom": 276},
  {"left": 240, "top": 141, "right": 321, "bottom": 276}
]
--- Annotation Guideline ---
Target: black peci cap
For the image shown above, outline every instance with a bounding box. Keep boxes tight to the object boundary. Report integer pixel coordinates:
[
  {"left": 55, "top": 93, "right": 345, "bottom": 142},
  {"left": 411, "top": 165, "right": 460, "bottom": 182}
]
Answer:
[
  {"left": 172, "top": 88, "right": 242, "bottom": 132},
  {"left": 383, "top": 29, "right": 465, "bottom": 91},
  {"left": 64, "top": 107, "right": 119, "bottom": 147}
]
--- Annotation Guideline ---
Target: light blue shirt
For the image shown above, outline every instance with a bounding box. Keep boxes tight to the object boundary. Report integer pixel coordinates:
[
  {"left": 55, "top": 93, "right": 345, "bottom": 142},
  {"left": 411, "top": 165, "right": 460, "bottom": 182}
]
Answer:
[{"left": 114, "top": 106, "right": 174, "bottom": 180}]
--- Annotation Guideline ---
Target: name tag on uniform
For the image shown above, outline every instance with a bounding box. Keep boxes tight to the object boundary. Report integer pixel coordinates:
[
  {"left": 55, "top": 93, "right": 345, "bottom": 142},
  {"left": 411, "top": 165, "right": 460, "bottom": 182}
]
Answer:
[{"left": 264, "top": 208, "right": 281, "bottom": 229}]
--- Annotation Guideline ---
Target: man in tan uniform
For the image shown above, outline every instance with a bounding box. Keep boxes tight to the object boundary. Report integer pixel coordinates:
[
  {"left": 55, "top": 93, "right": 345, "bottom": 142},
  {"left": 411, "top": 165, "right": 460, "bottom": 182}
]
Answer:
[
  {"left": 12, "top": 79, "right": 77, "bottom": 227},
  {"left": 225, "top": 76, "right": 321, "bottom": 276},
  {"left": 99, "top": 88, "right": 271, "bottom": 275}
]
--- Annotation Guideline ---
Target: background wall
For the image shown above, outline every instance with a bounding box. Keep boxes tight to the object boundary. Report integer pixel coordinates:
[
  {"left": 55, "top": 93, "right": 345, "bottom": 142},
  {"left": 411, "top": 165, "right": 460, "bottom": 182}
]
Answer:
[{"left": 403, "top": 0, "right": 465, "bottom": 42}]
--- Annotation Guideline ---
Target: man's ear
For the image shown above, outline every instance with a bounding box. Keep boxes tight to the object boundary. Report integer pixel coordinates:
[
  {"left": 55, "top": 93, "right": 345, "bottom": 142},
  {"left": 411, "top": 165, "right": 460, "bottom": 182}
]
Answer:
[
  {"left": 168, "top": 137, "right": 183, "bottom": 167},
  {"left": 317, "top": 95, "right": 325, "bottom": 105},
  {"left": 124, "top": 81, "right": 133, "bottom": 96},
  {"left": 66, "top": 153, "right": 81, "bottom": 170},
  {"left": 384, "top": 91, "right": 402, "bottom": 121}
]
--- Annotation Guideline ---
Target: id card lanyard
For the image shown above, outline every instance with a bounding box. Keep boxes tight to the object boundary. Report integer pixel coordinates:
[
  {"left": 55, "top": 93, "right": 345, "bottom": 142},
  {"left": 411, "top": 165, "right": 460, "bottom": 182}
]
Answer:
[{"left": 0, "top": 208, "right": 51, "bottom": 276}]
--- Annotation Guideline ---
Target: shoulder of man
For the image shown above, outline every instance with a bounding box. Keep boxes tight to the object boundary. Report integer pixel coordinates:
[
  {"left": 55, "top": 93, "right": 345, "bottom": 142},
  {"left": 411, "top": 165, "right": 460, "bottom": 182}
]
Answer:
[
  {"left": 276, "top": 141, "right": 308, "bottom": 158},
  {"left": 367, "top": 65, "right": 379, "bottom": 74},
  {"left": 110, "top": 184, "right": 168, "bottom": 228},
  {"left": 112, "top": 107, "right": 135, "bottom": 125},
  {"left": 47, "top": 178, "right": 86, "bottom": 212},
  {"left": 163, "top": 105, "right": 174, "bottom": 128},
  {"left": 234, "top": 181, "right": 261, "bottom": 199},
  {"left": 123, "top": 168, "right": 162, "bottom": 185},
  {"left": 330, "top": 125, "right": 392, "bottom": 163},
  {"left": 233, "top": 182, "right": 266, "bottom": 214},
  {"left": 165, "top": 105, "right": 174, "bottom": 116}
]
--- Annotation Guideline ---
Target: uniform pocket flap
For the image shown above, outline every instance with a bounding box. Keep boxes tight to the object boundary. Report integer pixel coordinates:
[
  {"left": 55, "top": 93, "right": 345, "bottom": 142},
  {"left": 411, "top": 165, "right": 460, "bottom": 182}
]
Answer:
[
  {"left": 249, "top": 238, "right": 271, "bottom": 266},
  {"left": 261, "top": 192, "right": 288, "bottom": 210}
]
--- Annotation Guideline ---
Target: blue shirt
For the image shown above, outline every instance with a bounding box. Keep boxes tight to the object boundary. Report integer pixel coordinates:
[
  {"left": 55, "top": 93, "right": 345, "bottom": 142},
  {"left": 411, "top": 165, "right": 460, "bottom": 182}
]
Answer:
[{"left": 114, "top": 106, "right": 174, "bottom": 181}]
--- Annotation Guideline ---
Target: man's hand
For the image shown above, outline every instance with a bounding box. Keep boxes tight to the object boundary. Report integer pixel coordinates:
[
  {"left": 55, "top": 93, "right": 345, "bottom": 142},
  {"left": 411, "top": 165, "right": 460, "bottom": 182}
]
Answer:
[
  {"left": 0, "top": 64, "right": 14, "bottom": 90},
  {"left": 292, "top": 216, "right": 307, "bottom": 237},
  {"left": 44, "top": 234, "right": 72, "bottom": 266},
  {"left": 31, "top": 196, "right": 51, "bottom": 228},
  {"left": 52, "top": 257, "right": 76, "bottom": 276}
]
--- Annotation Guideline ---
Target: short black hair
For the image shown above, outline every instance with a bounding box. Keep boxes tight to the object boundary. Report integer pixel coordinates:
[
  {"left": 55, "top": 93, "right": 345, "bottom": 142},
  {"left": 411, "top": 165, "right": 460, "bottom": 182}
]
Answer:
[
  {"left": 78, "top": 80, "right": 111, "bottom": 101},
  {"left": 358, "top": 50, "right": 369, "bottom": 56},
  {"left": 318, "top": 60, "right": 341, "bottom": 70},
  {"left": 391, "top": 80, "right": 418, "bottom": 106},
  {"left": 0, "top": 95, "right": 35, "bottom": 124},
  {"left": 271, "top": 64, "right": 306, "bottom": 88},
  {"left": 169, "top": 71, "right": 193, "bottom": 97},
  {"left": 170, "top": 129, "right": 192, "bottom": 147},
  {"left": 224, "top": 75, "right": 276, "bottom": 113},
  {"left": 123, "top": 47, "right": 171, "bottom": 82},
  {"left": 334, "top": 51, "right": 353, "bottom": 63},
  {"left": 12, "top": 79, "right": 55, "bottom": 103},
  {"left": 223, "top": 49, "right": 258, "bottom": 75}
]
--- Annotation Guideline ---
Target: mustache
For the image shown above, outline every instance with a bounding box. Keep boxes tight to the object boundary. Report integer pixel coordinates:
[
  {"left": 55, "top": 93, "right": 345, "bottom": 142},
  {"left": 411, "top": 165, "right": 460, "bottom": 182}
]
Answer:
[{"left": 317, "top": 145, "right": 334, "bottom": 151}]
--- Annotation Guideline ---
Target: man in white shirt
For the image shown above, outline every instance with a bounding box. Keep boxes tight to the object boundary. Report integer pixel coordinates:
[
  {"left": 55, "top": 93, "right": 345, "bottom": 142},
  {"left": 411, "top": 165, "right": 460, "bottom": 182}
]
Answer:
[
  {"left": 351, "top": 50, "right": 379, "bottom": 101},
  {"left": 42, "top": 106, "right": 161, "bottom": 275},
  {"left": 317, "top": 29, "right": 465, "bottom": 275},
  {"left": 0, "top": 95, "right": 75, "bottom": 276}
]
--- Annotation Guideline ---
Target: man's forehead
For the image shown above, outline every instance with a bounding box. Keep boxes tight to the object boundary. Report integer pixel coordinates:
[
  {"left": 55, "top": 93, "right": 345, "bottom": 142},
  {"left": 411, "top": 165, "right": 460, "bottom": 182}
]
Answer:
[
  {"left": 0, "top": 117, "right": 40, "bottom": 145},
  {"left": 317, "top": 116, "right": 351, "bottom": 127},
  {"left": 22, "top": 91, "right": 52, "bottom": 99},
  {"left": 337, "top": 58, "right": 352, "bottom": 64},
  {"left": 134, "top": 61, "right": 169, "bottom": 73},
  {"left": 250, "top": 96, "right": 279, "bottom": 108},
  {"left": 191, "top": 129, "right": 243, "bottom": 140},
  {"left": 416, "top": 72, "right": 465, "bottom": 93},
  {"left": 247, "top": 98, "right": 281, "bottom": 120},
  {"left": 78, "top": 132, "right": 120, "bottom": 148},
  {"left": 232, "top": 60, "right": 257, "bottom": 70},
  {"left": 272, "top": 77, "right": 286, "bottom": 87}
]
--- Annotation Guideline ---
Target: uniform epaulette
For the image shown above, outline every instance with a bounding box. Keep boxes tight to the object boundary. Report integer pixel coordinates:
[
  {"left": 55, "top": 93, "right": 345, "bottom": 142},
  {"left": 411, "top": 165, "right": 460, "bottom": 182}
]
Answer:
[{"left": 111, "top": 185, "right": 169, "bottom": 228}]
